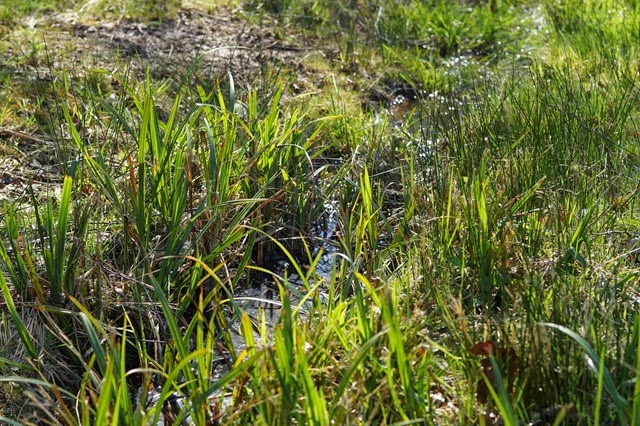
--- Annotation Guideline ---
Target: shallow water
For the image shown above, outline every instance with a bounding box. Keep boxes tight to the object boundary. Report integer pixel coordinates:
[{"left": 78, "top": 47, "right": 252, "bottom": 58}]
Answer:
[{"left": 139, "top": 202, "right": 341, "bottom": 422}]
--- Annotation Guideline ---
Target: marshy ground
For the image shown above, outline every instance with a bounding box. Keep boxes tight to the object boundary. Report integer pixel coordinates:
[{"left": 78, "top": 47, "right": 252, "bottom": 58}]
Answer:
[{"left": 1, "top": 0, "right": 640, "bottom": 424}]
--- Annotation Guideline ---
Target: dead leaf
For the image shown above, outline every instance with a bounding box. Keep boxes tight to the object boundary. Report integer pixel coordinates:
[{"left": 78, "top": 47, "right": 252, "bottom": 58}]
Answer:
[{"left": 470, "top": 340, "right": 519, "bottom": 404}]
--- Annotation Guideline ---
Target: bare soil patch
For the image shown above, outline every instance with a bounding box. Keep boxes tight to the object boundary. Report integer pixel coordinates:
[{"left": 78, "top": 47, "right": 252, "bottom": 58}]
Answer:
[{"left": 51, "top": 7, "right": 315, "bottom": 84}]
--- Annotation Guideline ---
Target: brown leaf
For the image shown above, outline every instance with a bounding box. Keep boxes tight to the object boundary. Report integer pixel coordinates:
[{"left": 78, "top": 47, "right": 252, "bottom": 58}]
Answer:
[
  {"left": 470, "top": 340, "right": 499, "bottom": 356},
  {"left": 470, "top": 340, "right": 520, "bottom": 404}
]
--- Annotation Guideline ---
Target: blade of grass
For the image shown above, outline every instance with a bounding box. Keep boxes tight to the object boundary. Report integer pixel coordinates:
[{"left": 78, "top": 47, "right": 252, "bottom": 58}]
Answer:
[
  {"left": 0, "top": 272, "right": 38, "bottom": 359},
  {"left": 541, "top": 322, "right": 630, "bottom": 424}
]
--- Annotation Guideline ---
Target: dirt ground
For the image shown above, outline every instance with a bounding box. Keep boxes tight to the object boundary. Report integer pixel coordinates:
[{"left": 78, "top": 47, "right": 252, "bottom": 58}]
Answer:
[
  {"left": 6, "top": 5, "right": 321, "bottom": 84},
  {"left": 61, "top": 8, "right": 317, "bottom": 81}
]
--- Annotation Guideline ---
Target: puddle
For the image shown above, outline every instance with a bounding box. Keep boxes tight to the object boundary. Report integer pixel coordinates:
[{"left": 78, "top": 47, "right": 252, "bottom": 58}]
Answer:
[
  {"left": 230, "top": 200, "right": 340, "bottom": 347},
  {"left": 136, "top": 202, "right": 341, "bottom": 423},
  {"left": 387, "top": 92, "right": 419, "bottom": 121}
]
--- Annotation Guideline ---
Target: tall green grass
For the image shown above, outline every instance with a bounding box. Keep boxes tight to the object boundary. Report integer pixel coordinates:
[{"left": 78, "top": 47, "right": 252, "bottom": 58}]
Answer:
[{"left": 1, "top": 0, "right": 640, "bottom": 424}]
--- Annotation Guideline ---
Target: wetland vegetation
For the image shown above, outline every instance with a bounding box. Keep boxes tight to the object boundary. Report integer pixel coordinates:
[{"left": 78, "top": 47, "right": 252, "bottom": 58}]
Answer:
[{"left": 1, "top": 0, "right": 640, "bottom": 424}]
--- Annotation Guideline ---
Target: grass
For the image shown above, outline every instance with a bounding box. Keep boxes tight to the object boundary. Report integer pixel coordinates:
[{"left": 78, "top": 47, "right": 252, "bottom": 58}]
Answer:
[{"left": 1, "top": 0, "right": 640, "bottom": 424}]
